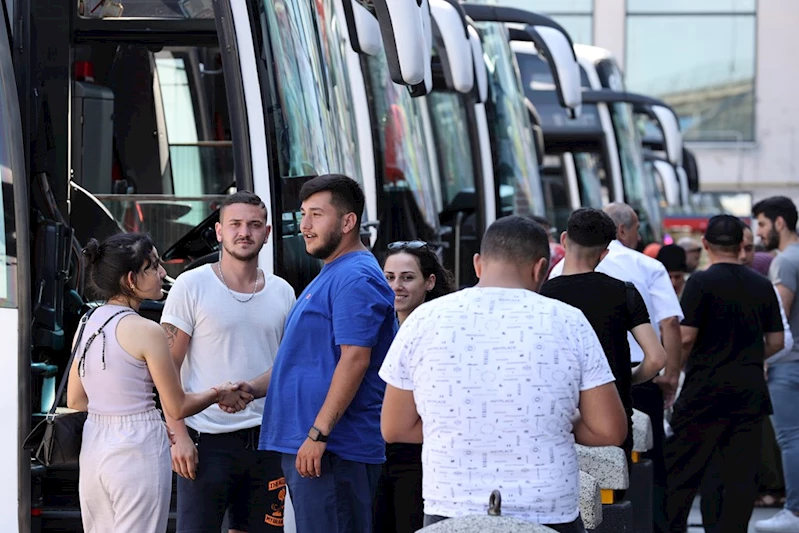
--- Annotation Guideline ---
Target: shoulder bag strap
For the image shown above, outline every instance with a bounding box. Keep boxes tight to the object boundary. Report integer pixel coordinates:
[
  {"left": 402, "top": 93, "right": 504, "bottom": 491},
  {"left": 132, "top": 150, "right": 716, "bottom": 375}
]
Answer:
[{"left": 48, "top": 306, "right": 97, "bottom": 416}]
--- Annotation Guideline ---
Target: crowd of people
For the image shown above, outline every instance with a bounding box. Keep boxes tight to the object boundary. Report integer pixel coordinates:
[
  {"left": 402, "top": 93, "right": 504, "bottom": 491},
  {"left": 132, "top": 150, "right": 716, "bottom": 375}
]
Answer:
[{"left": 65, "top": 174, "right": 799, "bottom": 533}]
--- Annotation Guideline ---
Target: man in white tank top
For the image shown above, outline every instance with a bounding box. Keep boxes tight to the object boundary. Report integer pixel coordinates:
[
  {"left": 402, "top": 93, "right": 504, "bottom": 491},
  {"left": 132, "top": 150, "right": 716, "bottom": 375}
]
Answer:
[{"left": 161, "top": 191, "right": 296, "bottom": 533}]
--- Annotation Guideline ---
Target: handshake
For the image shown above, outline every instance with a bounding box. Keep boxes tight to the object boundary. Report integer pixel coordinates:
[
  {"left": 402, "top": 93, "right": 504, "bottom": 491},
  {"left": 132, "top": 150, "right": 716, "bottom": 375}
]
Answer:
[{"left": 214, "top": 381, "right": 256, "bottom": 414}]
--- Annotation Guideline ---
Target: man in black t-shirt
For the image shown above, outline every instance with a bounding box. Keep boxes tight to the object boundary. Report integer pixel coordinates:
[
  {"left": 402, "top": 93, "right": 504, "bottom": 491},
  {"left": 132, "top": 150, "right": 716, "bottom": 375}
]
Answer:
[
  {"left": 664, "top": 215, "right": 785, "bottom": 533},
  {"left": 542, "top": 208, "right": 667, "bottom": 456}
]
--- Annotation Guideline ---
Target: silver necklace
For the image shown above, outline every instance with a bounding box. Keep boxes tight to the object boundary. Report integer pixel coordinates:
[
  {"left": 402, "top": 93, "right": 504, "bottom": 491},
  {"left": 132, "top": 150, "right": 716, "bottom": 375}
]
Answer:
[{"left": 217, "top": 262, "right": 260, "bottom": 303}]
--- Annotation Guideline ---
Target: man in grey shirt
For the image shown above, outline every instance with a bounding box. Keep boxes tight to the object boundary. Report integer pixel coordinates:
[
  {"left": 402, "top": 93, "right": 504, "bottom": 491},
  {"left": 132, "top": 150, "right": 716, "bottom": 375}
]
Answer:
[{"left": 753, "top": 197, "right": 799, "bottom": 533}]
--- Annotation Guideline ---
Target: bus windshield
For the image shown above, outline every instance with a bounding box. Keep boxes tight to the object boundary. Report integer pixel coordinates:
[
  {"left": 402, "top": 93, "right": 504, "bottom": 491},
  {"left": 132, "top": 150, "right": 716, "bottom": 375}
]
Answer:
[
  {"left": 427, "top": 92, "right": 477, "bottom": 211},
  {"left": 259, "top": 0, "right": 367, "bottom": 291},
  {"left": 597, "top": 58, "right": 663, "bottom": 241},
  {"left": 610, "top": 101, "right": 662, "bottom": 242},
  {"left": 573, "top": 152, "right": 607, "bottom": 208},
  {"left": 365, "top": 52, "right": 440, "bottom": 248},
  {"left": 477, "top": 22, "right": 545, "bottom": 218}
]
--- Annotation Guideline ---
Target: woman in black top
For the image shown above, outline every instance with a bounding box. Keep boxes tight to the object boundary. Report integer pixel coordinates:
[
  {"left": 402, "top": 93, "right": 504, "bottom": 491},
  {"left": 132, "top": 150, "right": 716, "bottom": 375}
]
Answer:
[{"left": 374, "top": 241, "right": 455, "bottom": 533}]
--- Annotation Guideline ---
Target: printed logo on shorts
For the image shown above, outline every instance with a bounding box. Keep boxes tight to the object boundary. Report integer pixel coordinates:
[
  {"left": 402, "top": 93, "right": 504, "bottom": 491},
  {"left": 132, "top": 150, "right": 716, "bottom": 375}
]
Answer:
[{"left": 265, "top": 476, "right": 286, "bottom": 527}]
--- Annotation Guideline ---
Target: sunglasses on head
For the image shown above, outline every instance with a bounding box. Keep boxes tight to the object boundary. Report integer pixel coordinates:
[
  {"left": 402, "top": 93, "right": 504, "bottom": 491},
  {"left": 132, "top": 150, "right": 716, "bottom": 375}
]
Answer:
[{"left": 387, "top": 240, "right": 428, "bottom": 251}]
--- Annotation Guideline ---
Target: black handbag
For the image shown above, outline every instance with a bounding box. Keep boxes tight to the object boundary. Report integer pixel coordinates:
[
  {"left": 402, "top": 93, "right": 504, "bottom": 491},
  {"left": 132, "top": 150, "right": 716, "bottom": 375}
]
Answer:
[{"left": 24, "top": 306, "right": 132, "bottom": 467}]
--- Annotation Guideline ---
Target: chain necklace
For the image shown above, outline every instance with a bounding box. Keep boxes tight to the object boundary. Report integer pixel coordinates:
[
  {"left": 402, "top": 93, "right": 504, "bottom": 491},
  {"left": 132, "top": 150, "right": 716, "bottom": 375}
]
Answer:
[{"left": 217, "top": 262, "right": 260, "bottom": 303}]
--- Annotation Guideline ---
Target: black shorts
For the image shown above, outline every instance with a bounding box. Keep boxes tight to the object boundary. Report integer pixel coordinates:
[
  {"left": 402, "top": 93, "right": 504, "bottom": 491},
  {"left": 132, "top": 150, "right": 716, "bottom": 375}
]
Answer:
[{"left": 176, "top": 426, "right": 285, "bottom": 532}]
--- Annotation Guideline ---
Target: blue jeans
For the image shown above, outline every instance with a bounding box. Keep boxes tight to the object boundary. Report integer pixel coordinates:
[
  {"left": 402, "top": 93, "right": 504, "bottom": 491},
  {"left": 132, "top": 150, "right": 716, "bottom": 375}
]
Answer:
[
  {"left": 281, "top": 452, "right": 382, "bottom": 533},
  {"left": 423, "top": 514, "right": 586, "bottom": 532},
  {"left": 769, "top": 361, "right": 799, "bottom": 512}
]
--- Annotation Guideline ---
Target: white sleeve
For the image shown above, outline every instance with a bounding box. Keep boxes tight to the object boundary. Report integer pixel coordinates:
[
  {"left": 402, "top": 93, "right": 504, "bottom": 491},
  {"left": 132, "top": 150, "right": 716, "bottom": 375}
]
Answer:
[
  {"left": 548, "top": 258, "right": 564, "bottom": 280},
  {"left": 575, "top": 312, "right": 616, "bottom": 391},
  {"left": 379, "top": 314, "right": 421, "bottom": 391},
  {"left": 767, "top": 284, "right": 794, "bottom": 364},
  {"left": 647, "top": 261, "right": 685, "bottom": 323},
  {"left": 277, "top": 280, "right": 297, "bottom": 344},
  {"left": 160, "top": 274, "right": 196, "bottom": 336}
]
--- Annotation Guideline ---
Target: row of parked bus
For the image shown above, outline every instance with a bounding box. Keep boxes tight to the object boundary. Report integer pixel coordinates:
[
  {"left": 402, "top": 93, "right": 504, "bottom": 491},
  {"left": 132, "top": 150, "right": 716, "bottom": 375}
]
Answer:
[{"left": 0, "top": 0, "right": 698, "bottom": 530}]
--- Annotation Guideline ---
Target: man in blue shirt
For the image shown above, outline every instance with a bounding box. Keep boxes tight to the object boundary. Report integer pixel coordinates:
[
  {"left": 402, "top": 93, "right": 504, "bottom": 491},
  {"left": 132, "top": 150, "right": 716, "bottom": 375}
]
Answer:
[{"left": 248, "top": 174, "right": 396, "bottom": 533}]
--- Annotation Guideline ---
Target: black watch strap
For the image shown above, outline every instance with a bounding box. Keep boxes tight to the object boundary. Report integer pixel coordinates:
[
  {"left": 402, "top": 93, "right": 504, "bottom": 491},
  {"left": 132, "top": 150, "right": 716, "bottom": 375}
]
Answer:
[{"left": 308, "top": 426, "right": 329, "bottom": 443}]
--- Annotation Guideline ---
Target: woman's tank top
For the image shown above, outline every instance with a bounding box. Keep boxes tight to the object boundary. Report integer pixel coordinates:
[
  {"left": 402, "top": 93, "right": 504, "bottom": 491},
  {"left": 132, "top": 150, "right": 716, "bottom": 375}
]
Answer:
[{"left": 77, "top": 305, "right": 156, "bottom": 416}]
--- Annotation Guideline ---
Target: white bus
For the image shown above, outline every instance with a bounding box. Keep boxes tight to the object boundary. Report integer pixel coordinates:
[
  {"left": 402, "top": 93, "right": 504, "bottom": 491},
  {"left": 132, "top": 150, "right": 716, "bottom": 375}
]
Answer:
[{"left": 0, "top": 0, "right": 430, "bottom": 530}]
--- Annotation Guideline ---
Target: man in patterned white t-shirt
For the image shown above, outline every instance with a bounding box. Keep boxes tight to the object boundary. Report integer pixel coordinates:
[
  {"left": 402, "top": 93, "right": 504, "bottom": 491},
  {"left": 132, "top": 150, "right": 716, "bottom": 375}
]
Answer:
[{"left": 379, "top": 216, "right": 628, "bottom": 533}]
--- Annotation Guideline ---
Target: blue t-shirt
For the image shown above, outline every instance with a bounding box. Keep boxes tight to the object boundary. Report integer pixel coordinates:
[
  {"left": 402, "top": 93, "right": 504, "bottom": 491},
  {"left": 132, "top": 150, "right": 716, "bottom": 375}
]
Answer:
[{"left": 259, "top": 251, "right": 396, "bottom": 463}]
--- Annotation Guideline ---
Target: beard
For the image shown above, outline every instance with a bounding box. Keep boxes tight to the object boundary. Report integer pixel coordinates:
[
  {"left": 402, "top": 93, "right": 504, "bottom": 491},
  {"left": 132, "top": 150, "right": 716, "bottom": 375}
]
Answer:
[
  {"left": 222, "top": 239, "right": 262, "bottom": 262},
  {"left": 308, "top": 226, "right": 343, "bottom": 260},
  {"left": 764, "top": 228, "right": 780, "bottom": 251}
]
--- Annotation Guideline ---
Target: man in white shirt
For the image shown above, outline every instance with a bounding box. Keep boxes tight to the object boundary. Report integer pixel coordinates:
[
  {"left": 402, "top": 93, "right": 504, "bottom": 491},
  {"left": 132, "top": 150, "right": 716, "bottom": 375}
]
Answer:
[
  {"left": 549, "top": 203, "right": 683, "bottom": 533},
  {"left": 380, "top": 215, "right": 628, "bottom": 533},
  {"left": 161, "top": 191, "right": 297, "bottom": 532}
]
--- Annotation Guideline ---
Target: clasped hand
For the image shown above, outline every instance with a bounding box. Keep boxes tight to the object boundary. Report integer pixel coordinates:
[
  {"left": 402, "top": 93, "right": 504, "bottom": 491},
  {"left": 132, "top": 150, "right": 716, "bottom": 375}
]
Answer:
[{"left": 215, "top": 381, "right": 254, "bottom": 413}]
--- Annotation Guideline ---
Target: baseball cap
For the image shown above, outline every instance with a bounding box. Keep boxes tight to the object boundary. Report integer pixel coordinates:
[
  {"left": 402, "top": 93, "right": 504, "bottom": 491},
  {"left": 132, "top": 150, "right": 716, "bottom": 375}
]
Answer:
[{"left": 704, "top": 214, "right": 744, "bottom": 246}]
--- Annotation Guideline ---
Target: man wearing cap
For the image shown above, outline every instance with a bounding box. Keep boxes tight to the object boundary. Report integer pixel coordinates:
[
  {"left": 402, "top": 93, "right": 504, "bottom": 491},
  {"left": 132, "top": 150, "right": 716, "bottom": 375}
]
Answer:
[{"left": 663, "top": 215, "right": 785, "bottom": 532}]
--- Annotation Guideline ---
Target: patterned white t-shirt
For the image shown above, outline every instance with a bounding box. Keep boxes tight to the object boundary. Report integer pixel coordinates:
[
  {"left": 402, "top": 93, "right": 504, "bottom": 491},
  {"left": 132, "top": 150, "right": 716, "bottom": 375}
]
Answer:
[{"left": 379, "top": 287, "right": 615, "bottom": 524}]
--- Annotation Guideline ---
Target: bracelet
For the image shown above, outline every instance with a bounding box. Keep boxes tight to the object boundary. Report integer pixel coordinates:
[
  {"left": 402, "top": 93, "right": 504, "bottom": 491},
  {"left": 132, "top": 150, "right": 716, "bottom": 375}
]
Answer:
[{"left": 211, "top": 387, "right": 219, "bottom": 402}]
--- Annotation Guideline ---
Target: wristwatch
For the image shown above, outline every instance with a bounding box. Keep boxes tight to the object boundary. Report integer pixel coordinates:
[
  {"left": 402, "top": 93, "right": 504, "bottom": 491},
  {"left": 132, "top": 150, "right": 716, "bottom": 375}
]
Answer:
[{"left": 307, "top": 426, "right": 329, "bottom": 443}]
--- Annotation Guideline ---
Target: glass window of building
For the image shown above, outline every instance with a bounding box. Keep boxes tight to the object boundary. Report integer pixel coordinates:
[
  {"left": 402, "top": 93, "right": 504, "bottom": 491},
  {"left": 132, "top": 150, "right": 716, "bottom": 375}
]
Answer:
[{"left": 625, "top": 2, "right": 756, "bottom": 142}]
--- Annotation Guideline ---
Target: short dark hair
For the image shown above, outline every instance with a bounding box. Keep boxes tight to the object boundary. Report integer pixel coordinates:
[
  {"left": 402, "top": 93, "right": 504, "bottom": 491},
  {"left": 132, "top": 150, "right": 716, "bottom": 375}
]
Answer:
[
  {"left": 219, "top": 190, "right": 267, "bottom": 223},
  {"left": 385, "top": 245, "right": 455, "bottom": 302},
  {"left": 82, "top": 233, "right": 156, "bottom": 301},
  {"left": 480, "top": 215, "right": 550, "bottom": 266},
  {"left": 566, "top": 208, "right": 617, "bottom": 249},
  {"left": 656, "top": 244, "right": 687, "bottom": 273},
  {"left": 300, "top": 174, "right": 365, "bottom": 226},
  {"left": 753, "top": 196, "right": 798, "bottom": 232}
]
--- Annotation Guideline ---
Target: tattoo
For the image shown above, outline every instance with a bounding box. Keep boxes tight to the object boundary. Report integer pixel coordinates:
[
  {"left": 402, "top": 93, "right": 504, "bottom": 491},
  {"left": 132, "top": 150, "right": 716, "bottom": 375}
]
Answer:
[{"left": 162, "top": 323, "right": 178, "bottom": 350}]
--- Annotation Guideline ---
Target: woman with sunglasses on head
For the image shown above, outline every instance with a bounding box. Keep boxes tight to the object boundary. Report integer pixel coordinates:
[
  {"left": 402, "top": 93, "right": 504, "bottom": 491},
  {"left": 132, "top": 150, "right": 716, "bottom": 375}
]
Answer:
[{"left": 373, "top": 240, "right": 455, "bottom": 533}]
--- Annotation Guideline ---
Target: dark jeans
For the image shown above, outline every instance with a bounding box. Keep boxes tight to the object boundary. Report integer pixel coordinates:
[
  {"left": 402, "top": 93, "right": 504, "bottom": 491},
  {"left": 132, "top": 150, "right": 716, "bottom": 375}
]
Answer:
[
  {"left": 423, "top": 514, "right": 586, "bottom": 532},
  {"left": 373, "top": 444, "right": 423, "bottom": 533},
  {"left": 631, "top": 377, "right": 667, "bottom": 533},
  {"left": 282, "top": 451, "right": 382, "bottom": 533},
  {"left": 664, "top": 415, "right": 763, "bottom": 533},
  {"left": 176, "top": 426, "right": 284, "bottom": 532}
]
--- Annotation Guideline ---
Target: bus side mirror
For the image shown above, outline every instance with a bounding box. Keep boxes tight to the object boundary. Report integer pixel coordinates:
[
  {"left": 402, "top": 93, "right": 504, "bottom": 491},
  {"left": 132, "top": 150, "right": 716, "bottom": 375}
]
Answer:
[
  {"left": 430, "top": 0, "right": 474, "bottom": 94},
  {"left": 651, "top": 104, "right": 683, "bottom": 167},
  {"left": 683, "top": 148, "right": 700, "bottom": 193},
  {"left": 468, "top": 25, "right": 488, "bottom": 103},
  {"left": 525, "top": 25, "right": 582, "bottom": 119},
  {"left": 342, "top": 0, "right": 383, "bottom": 57},
  {"left": 372, "top": 0, "right": 433, "bottom": 88}
]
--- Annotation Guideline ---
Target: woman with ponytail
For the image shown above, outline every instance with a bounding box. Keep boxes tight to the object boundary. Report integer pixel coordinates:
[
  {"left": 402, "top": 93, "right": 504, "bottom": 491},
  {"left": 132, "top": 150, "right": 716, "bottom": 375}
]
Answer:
[{"left": 67, "top": 233, "right": 252, "bottom": 532}]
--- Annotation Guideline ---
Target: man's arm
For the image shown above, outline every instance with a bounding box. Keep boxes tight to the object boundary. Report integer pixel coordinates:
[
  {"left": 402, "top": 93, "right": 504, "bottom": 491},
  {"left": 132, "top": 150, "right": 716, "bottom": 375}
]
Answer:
[
  {"left": 655, "top": 316, "right": 682, "bottom": 406},
  {"left": 776, "top": 283, "right": 795, "bottom": 318},
  {"left": 161, "top": 323, "right": 197, "bottom": 480},
  {"left": 574, "top": 383, "right": 628, "bottom": 447},
  {"left": 295, "top": 344, "right": 372, "bottom": 478},
  {"left": 630, "top": 323, "right": 666, "bottom": 385},
  {"left": 381, "top": 385, "right": 422, "bottom": 444},
  {"left": 646, "top": 261, "right": 685, "bottom": 406},
  {"left": 765, "top": 331, "right": 786, "bottom": 358}
]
